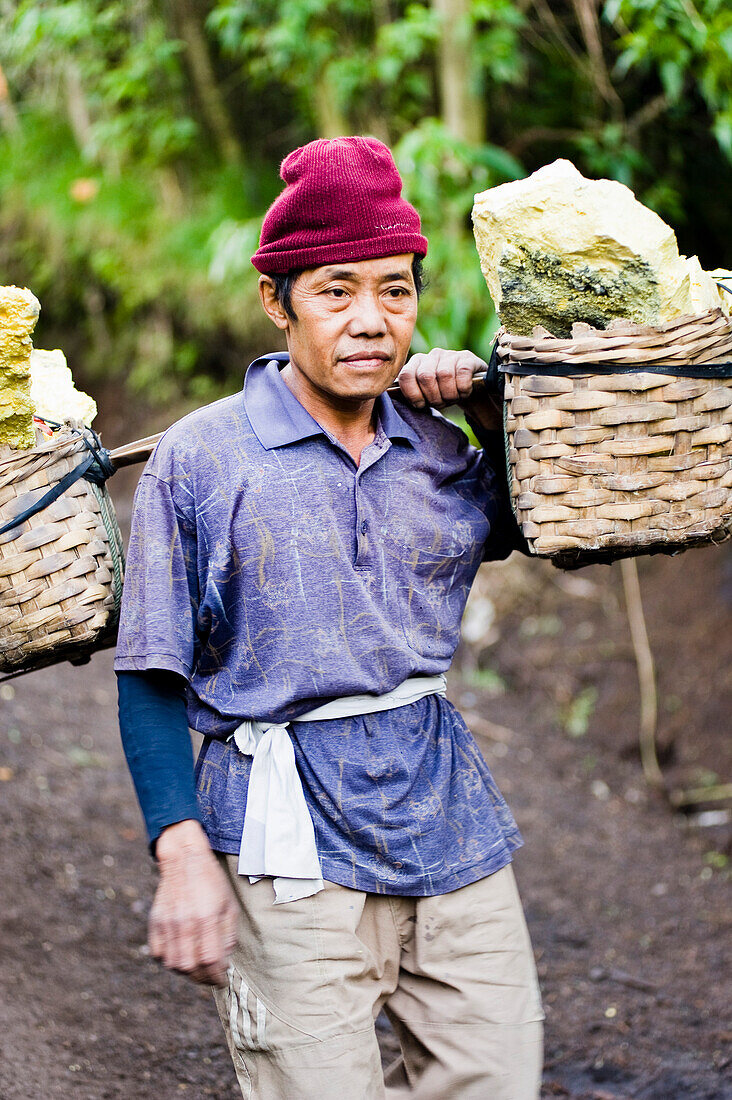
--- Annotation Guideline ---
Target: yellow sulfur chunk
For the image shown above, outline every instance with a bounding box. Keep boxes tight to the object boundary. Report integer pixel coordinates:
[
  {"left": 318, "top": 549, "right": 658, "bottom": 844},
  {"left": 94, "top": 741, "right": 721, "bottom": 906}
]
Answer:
[
  {"left": 0, "top": 286, "right": 41, "bottom": 449},
  {"left": 0, "top": 389, "right": 35, "bottom": 418},
  {"left": 31, "top": 349, "right": 97, "bottom": 427},
  {"left": 472, "top": 160, "right": 727, "bottom": 337}
]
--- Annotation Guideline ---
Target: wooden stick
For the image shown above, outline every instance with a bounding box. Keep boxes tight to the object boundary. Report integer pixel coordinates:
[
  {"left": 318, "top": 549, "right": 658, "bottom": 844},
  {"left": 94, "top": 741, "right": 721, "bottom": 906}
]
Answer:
[
  {"left": 669, "top": 783, "right": 732, "bottom": 809},
  {"left": 620, "top": 558, "right": 732, "bottom": 811},
  {"left": 620, "top": 557, "right": 665, "bottom": 791}
]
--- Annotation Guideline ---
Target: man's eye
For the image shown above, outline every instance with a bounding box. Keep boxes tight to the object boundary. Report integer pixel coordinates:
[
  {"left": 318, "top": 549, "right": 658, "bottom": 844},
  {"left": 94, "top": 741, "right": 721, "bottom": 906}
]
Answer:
[
  {"left": 387, "top": 287, "right": 409, "bottom": 298},
  {"left": 327, "top": 287, "right": 348, "bottom": 298}
]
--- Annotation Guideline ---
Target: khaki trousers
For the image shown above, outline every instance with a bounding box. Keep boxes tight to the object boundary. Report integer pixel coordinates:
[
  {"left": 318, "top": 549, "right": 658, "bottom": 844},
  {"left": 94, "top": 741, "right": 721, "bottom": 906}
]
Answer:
[{"left": 213, "top": 859, "right": 544, "bottom": 1100}]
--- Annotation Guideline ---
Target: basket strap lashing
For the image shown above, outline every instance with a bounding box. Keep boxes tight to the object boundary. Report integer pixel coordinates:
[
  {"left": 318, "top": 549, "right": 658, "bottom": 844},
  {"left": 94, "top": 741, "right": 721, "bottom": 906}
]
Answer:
[
  {"left": 88, "top": 480, "right": 125, "bottom": 618},
  {"left": 0, "top": 430, "right": 116, "bottom": 538}
]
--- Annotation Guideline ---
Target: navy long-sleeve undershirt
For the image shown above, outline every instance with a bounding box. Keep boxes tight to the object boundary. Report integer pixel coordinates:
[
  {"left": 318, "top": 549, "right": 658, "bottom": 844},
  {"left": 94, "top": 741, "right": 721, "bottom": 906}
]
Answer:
[{"left": 117, "top": 669, "right": 201, "bottom": 849}]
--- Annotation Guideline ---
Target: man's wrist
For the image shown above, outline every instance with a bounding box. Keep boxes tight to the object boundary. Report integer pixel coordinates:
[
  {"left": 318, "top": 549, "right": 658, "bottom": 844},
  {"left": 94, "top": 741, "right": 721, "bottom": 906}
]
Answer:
[{"left": 155, "top": 818, "right": 210, "bottom": 865}]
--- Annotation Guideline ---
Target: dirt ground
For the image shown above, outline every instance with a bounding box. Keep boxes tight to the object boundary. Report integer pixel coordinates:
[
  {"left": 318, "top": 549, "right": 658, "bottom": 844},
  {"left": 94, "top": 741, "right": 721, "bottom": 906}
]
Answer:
[{"left": 0, "top": 405, "right": 730, "bottom": 1100}]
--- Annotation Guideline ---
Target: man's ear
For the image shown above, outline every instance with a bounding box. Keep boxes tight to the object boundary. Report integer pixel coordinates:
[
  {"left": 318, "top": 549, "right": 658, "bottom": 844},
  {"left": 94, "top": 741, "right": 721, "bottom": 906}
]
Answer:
[{"left": 258, "top": 276, "right": 290, "bottom": 331}]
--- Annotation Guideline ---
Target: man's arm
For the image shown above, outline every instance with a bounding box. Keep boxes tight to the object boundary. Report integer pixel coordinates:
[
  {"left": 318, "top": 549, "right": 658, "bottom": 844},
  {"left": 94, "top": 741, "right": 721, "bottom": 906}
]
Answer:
[
  {"left": 118, "top": 669, "right": 238, "bottom": 987},
  {"left": 397, "top": 348, "right": 529, "bottom": 558},
  {"left": 117, "top": 670, "right": 200, "bottom": 848}
]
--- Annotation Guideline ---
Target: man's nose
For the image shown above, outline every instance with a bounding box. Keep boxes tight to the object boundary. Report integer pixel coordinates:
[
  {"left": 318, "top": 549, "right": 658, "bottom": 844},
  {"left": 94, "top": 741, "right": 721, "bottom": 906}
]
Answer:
[{"left": 347, "top": 292, "right": 387, "bottom": 337}]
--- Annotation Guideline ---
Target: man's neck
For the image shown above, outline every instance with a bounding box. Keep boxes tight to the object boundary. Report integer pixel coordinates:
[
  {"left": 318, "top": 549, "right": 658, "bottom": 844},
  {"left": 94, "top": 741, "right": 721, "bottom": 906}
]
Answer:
[{"left": 281, "top": 364, "right": 378, "bottom": 466}]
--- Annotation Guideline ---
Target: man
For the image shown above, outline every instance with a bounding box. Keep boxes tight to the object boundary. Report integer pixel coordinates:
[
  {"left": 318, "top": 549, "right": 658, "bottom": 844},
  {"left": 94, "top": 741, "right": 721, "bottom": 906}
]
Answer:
[{"left": 116, "top": 136, "right": 543, "bottom": 1099}]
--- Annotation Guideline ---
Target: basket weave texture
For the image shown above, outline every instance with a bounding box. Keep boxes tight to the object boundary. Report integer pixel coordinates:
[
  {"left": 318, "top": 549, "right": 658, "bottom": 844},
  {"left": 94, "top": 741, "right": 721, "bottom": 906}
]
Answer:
[
  {"left": 498, "top": 309, "right": 732, "bottom": 565},
  {"left": 0, "top": 424, "right": 124, "bottom": 674}
]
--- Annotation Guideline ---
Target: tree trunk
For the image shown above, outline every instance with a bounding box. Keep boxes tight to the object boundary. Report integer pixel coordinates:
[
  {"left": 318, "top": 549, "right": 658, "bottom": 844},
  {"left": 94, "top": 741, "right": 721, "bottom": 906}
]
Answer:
[
  {"left": 64, "top": 62, "right": 93, "bottom": 154},
  {"left": 312, "top": 73, "right": 350, "bottom": 139},
  {"left": 432, "top": 0, "right": 485, "bottom": 146},
  {"left": 176, "top": 0, "right": 242, "bottom": 166}
]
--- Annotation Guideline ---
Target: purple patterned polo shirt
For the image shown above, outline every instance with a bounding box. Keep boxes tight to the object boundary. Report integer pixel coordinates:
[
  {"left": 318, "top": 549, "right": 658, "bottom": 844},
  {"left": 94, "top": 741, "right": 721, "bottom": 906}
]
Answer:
[{"left": 114, "top": 355, "right": 524, "bottom": 894}]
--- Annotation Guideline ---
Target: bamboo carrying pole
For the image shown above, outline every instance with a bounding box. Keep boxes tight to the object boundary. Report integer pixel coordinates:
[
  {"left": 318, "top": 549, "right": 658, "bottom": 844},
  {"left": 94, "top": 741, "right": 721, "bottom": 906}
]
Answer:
[
  {"left": 109, "top": 432, "right": 171, "bottom": 469},
  {"left": 107, "top": 374, "right": 494, "bottom": 469}
]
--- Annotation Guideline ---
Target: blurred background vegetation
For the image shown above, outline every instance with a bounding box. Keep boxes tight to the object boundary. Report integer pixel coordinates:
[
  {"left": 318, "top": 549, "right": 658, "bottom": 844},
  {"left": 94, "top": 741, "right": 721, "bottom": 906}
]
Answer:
[{"left": 0, "top": 0, "right": 731, "bottom": 406}]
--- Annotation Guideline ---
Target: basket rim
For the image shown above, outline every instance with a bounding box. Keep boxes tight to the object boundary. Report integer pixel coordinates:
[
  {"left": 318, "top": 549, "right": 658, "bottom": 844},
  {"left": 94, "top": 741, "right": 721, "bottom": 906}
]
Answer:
[{"left": 496, "top": 307, "right": 732, "bottom": 374}]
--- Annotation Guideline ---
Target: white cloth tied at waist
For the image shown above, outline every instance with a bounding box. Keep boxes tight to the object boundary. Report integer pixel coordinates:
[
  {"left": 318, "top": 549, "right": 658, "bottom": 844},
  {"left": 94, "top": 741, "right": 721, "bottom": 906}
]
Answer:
[{"left": 232, "top": 674, "right": 447, "bottom": 905}]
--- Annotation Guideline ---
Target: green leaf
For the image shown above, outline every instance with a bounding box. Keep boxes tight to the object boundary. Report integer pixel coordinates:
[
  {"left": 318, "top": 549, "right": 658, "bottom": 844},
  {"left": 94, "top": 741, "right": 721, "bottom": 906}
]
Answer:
[
  {"left": 659, "top": 58, "right": 685, "bottom": 102},
  {"left": 562, "top": 687, "right": 598, "bottom": 738}
]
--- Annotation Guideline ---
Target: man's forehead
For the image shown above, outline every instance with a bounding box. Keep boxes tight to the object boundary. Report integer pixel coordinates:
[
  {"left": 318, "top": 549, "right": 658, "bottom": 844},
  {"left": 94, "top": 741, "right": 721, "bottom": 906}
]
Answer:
[{"left": 307, "top": 255, "right": 415, "bottom": 281}]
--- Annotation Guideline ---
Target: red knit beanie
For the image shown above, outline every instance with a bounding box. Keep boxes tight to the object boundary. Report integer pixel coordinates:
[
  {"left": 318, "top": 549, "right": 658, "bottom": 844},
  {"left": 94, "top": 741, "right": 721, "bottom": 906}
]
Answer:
[{"left": 251, "top": 136, "right": 428, "bottom": 274}]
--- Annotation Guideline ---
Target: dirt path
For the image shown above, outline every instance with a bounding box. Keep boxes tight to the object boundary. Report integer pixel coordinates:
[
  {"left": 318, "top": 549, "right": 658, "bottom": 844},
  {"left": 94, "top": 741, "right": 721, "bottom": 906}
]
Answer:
[{"left": 0, "top": 445, "right": 730, "bottom": 1099}]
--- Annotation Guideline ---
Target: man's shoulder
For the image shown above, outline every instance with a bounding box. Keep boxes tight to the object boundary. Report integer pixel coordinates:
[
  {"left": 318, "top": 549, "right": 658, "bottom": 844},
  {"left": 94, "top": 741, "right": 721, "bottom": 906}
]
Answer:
[
  {"left": 160, "top": 391, "right": 248, "bottom": 445},
  {"left": 146, "top": 391, "right": 258, "bottom": 476}
]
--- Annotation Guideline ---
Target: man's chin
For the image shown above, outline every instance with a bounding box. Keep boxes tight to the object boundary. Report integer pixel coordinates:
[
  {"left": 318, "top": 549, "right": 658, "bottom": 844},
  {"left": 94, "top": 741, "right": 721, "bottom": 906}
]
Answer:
[
  {"left": 335, "top": 362, "right": 399, "bottom": 400},
  {"left": 336, "top": 383, "right": 391, "bottom": 404}
]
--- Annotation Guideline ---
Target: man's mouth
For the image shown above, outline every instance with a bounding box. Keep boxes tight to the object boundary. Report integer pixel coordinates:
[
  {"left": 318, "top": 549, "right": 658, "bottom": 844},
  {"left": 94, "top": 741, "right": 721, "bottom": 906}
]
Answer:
[{"left": 340, "top": 352, "right": 391, "bottom": 365}]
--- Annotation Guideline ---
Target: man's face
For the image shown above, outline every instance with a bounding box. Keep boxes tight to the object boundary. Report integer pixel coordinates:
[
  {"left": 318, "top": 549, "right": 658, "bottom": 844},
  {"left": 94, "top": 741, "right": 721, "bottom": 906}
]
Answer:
[{"left": 261, "top": 254, "right": 418, "bottom": 406}]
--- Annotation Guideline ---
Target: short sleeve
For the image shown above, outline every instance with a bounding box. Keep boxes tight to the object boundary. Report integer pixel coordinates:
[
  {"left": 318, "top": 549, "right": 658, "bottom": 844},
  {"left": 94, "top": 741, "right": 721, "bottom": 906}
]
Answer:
[
  {"left": 114, "top": 471, "right": 199, "bottom": 679},
  {"left": 468, "top": 420, "right": 530, "bottom": 561}
]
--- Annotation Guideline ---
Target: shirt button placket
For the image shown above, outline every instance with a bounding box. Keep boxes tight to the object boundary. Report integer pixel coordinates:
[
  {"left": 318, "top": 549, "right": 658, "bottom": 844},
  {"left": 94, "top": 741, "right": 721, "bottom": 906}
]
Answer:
[{"left": 355, "top": 476, "right": 369, "bottom": 567}]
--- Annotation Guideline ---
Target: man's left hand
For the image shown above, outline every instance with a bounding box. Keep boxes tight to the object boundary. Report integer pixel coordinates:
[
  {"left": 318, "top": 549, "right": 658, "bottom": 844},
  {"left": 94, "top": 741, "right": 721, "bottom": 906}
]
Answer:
[
  {"left": 397, "top": 348, "right": 501, "bottom": 430},
  {"left": 397, "top": 348, "right": 484, "bottom": 408}
]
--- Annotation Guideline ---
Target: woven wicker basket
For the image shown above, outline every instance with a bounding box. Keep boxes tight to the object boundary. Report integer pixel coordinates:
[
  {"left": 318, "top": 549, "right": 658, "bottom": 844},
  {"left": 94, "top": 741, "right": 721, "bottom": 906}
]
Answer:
[
  {"left": 0, "top": 423, "right": 124, "bottom": 676},
  {"left": 497, "top": 309, "right": 732, "bottom": 568}
]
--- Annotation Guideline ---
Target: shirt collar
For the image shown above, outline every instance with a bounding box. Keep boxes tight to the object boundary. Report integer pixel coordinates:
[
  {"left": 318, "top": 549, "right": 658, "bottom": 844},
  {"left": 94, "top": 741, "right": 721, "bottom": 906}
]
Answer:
[
  {"left": 243, "top": 354, "right": 420, "bottom": 450},
  {"left": 377, "top": 389, "right": 420, "bottom": 446}
]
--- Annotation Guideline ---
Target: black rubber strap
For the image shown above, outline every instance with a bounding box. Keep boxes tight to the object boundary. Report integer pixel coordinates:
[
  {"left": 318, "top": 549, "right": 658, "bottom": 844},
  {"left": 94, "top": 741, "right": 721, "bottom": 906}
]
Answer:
[{"left": 498, "top": 359, "right": 732, "bottom": 379}]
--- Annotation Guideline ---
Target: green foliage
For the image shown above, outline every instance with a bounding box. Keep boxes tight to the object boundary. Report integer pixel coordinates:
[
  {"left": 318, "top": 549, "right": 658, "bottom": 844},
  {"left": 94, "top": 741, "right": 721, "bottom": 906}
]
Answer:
[
  {"left": 3, "top": 1, "right": 199, "bottom": 170},
  {"left": 608, "top": 0, "right": 732, "bottom": 157},
  {"left": 464, "top": 666, "right": 506, "bottom": 695},
  {"left": 470, "top": 0, "right": 526, "bottom": 86},
  {"left": 0, "top": 0, "right": 730, "bottom": 403},
  {"left": 703, "top": 849, "right": 728, "bottom": 870},
  {"left": 207, "top": 1, "right": 440, "bottom": 137},
  {"left": 0, "top": 114, "right": 269, "bottom": 402}
]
